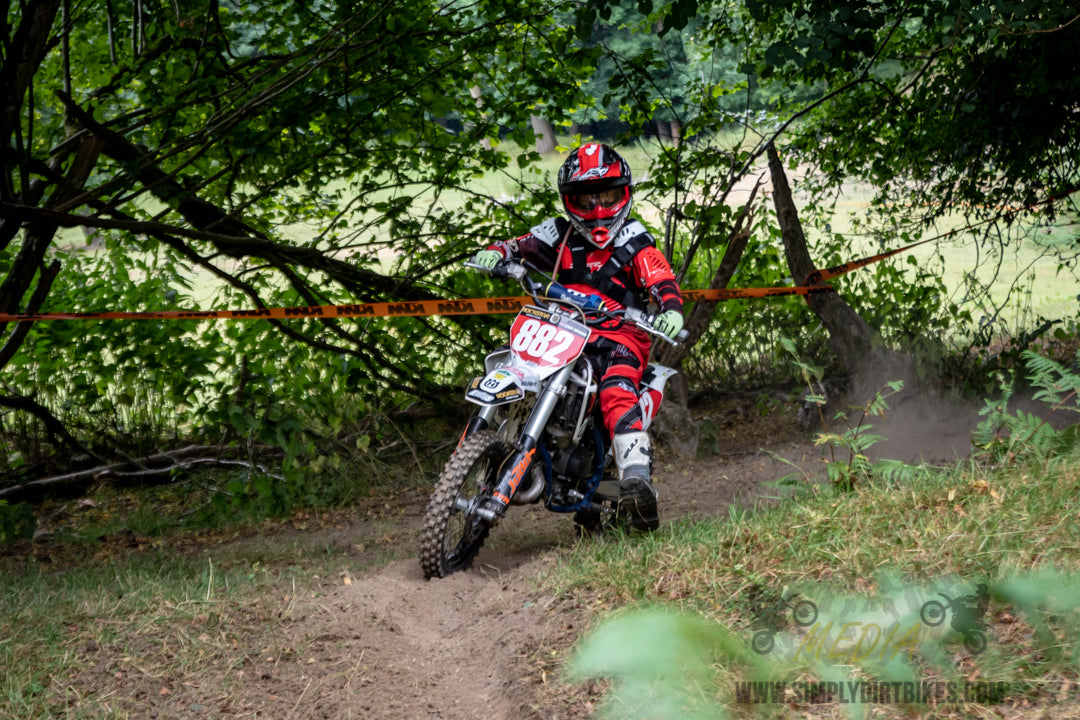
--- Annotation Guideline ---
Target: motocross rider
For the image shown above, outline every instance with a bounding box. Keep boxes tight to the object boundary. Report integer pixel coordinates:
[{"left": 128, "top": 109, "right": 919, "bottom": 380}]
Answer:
[{"left": 472, "top": 143, "right": 684, "bottom": 530}]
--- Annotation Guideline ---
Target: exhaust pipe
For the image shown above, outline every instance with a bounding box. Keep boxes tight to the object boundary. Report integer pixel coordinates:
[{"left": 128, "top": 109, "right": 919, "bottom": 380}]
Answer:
[{"left": 510, "top": 466, "right": 545, "bottom": 505}]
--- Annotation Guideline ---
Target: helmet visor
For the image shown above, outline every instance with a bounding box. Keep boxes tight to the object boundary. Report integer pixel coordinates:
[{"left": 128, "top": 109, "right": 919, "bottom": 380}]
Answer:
[{"left": 565, "top": 188, "right": 626, "bottom": 218}]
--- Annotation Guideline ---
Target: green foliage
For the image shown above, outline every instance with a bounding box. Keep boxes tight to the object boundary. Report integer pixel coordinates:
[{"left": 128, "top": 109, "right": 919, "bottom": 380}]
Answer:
[
  {"left": 566, "top": 609, "right": 755, "bottom": 720},
  {"left": 778, "top": 335, "right": 823, "bottom": 390},
  {"left": 3, "top": 0, "right": 1076, "bottom": 503},
  {"left": 778, "top": 335, "right": 907, "bottom": 490},
  {"left": 813, "top": 380, "right": 903, "bottom": 492},
  {"left": 973, "top": 349, "right": 1080, "bottom": 462},
  {"left": 0, "top": 501, "right": 35, "bottom": 545},
  {"left": 566, "top": 571, "right": 1080, "bottom": 718},
  {"left": 0, "top": 0, "right": 594, "bottom": 476},
  {"left": 694, "top": 0, "right": 1080, "bottom": 221},
  {"left": 798, "top": 183, "right": 965, "bottom": 348}
]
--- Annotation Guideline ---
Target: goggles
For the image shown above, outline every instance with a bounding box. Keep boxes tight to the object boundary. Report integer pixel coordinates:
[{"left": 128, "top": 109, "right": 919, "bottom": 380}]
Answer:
[{"left": 566, "top": 188, "right": 624, "bottom": 215}]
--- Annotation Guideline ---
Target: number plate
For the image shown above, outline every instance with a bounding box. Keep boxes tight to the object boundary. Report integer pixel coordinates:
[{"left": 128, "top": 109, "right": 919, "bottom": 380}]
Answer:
[{"left": 508, "top": 306, "right": 589, "bottom": 369}]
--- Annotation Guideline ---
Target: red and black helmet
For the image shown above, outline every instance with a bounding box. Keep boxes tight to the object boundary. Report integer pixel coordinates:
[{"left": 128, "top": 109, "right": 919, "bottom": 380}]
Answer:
[{"left": 557, "top": 143, "right": 632, "bottom": 248}]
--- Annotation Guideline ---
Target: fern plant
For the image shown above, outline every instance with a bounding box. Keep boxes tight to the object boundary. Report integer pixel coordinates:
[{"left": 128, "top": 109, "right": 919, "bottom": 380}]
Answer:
[
  {"left": 815, "top": 380, "right": 905, "bottom": 491},
  {"left": 778, "top": 336, "right": 911, "bottom": 491},
  {"left": 973, "top": 349, "right": 1080, "bottom": 463}
]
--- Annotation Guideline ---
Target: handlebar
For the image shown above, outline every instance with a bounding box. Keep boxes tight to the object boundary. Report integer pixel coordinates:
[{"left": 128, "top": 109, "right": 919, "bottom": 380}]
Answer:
[
  {"left": 465, "top": 259, "right": 687, "bottom": 346},
  {"left": 623, "top": 306, "right": 690, "bottom": 345}
]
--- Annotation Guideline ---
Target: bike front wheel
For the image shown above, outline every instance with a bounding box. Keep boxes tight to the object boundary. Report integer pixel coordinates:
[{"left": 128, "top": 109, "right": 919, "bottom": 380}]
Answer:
[
  {"left": 419, "top": 431, "right": 510, "bottom": 579},
  {"left": 963, "top": 630, "right": 987, "bottom": 655},
  {"left": 920, "top": 600, "right": 947, "bottom": 627}
]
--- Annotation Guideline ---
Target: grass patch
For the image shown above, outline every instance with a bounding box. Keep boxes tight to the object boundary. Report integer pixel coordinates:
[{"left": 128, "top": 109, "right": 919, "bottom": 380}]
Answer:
[
  {"left": 0, "top": 481, "right": 416, "bottom": 720},
  {"left": 0, "top": 552, "right": 307, "bottom": 719},
  {"left": 552, "top": 451, "right": 1080, "bottom": 602},
  {"left": 545, "top": 442, "right": 1080, "bottom": 717}
]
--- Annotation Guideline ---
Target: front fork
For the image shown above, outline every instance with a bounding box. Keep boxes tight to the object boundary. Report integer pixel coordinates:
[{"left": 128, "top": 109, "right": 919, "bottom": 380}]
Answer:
[
  {"left": 475, "top": 364, "right": 573, "bottom": 525},
  {"left": 457, "top": 410, "right": 494, "bottom": 449}
]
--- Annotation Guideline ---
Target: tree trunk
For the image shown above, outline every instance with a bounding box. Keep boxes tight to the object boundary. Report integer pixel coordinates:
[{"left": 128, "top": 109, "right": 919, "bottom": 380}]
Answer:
[
  {"left": 469, "top": 85, "right": 491, "bottom": 150},
  {"left": 655, "top": 117, "right": 672, "bottom": 144},
  {"left": 766, "top": 142, "right": 912, "bottom": 398},
  {"left": 530, "top": 115, "right": 556, "bottom": 155},
  {"left": 670, "top": 120, "right": 681, "bottom": 148},
  {"left": 654, "top": 183, "right": 762, "bottom": 406}
]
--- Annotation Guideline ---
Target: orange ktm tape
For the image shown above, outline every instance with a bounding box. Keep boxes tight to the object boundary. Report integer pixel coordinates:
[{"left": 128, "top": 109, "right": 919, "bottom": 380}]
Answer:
[
  {"left": 0, "top": 285, "right": 839, "bottom": 323},
  {"left": 803, "top": 236, "right": 938, "bottom": 286},
  {"left": 684, "top": 285, "right": 835, "bottom": 302},
  {"left": 0, "top": 296, "right": 532, "bottom": 322},
  {"left": 4, "top": 187, "right": 1075, "bottom": 324}
]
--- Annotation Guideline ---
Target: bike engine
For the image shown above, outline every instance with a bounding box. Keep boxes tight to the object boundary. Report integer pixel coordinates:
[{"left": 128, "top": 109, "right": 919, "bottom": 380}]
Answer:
[
  {"left": 552, "top": 442, "right": 594, "bottom": 484},
  {"left": 549, "top": 358, "right": 594, "bottom": 439}
]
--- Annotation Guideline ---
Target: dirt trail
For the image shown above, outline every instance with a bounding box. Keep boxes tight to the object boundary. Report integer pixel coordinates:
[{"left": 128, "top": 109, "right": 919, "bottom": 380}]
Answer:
[
  {"left": 244, "top": 385, "right": 1005, "bottom": 720},
  {"left": 288, "top": 559, "right": 553, "bottom": 719},
  {"left": 276, "top": 463, "right": 775, "bottom": 720},
  {"left": 33, "top": 389, "right": 1012, "bottom": 720}
]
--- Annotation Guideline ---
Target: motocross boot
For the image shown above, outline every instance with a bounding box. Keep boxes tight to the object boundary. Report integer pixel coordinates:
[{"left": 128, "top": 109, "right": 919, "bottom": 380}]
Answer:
[{"left": 612, "top": 431, "right": 659, "bottom": 531}]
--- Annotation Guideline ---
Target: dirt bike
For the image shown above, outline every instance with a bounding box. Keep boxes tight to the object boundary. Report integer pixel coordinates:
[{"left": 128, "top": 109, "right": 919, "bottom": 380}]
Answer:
[
  {"left": 920, "top": 592, "right": 989, "bottom": 655},
  {"left": 748, "top": 591, "right": 819, "bottom": 655},
  {"left": 419, "top": 259, "right": 684, "bottom": 580}
]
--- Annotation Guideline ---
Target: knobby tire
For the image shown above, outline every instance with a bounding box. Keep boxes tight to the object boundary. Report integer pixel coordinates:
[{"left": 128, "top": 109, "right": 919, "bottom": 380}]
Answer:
[{"left": 419, "top": 431, "right": 510, "bottom": 579}]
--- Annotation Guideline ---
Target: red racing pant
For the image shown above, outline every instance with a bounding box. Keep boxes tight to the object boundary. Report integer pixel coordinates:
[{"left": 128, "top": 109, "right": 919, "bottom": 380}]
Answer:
[{"left": 584, "top": 330, "right": 649, "bottom": 439}]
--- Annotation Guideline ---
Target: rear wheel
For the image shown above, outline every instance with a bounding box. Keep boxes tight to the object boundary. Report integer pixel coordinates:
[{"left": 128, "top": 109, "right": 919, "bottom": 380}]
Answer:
[
  {"left": 419, "top": 431, "right": 510, "bottom": 579},
  {"left": 751, "top": 630, "right": 775, "bottom": 655}
]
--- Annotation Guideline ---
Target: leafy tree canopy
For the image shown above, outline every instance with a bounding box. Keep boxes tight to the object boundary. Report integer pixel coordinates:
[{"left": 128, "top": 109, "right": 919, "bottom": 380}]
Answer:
[
  {"left": 694, "top": 0, "right": 1080, "bottom": 219},
  {"left": 0, "top": 0, "right": 603, "bottom": 472},
  {"left": 2, "top": 0, "right": 1077, "bottom": 488}
]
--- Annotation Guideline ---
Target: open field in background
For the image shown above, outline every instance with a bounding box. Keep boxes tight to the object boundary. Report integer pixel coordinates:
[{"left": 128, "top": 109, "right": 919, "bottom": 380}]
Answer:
[
  {"left": 47, "top": 135, "right": 1078, "bottom": 336},
  {"left": 806, "top": 181, "right": 1080, "bottom": 329}
]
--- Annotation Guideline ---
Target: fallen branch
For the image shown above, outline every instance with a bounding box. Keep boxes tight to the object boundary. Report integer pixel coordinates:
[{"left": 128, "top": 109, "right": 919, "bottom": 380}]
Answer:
[{"left": 0, "top": 445, "right": 279, "bottom": 504}]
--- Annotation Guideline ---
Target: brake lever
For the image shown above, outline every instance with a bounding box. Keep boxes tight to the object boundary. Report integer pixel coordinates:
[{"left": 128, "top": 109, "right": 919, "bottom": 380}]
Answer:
[
  {"left": 463, "top": 259, "right": 526, "bottom": 283},
  {"left": 622, "top": 307, "right": 685, "bottom": 346}
]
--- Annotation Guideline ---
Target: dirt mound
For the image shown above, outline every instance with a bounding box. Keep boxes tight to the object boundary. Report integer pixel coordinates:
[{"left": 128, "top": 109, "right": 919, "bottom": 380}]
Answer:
[{"left": 283, "top": 560, "right": 552, "bottom": 720}]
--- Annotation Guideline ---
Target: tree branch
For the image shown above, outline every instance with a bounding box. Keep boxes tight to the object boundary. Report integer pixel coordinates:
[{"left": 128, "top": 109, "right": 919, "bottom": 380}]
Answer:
[
  {"left": 0, "top": 444, "right": 278, "bottom": 503},
  {"left": 0, "top": 394, "right": 100, "bottom": 461}
]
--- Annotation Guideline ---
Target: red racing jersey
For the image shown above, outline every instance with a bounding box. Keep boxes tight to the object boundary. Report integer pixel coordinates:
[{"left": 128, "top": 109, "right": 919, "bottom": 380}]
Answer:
[{"left": 486, "top": 217, "right": 683, "bottom": 363}]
